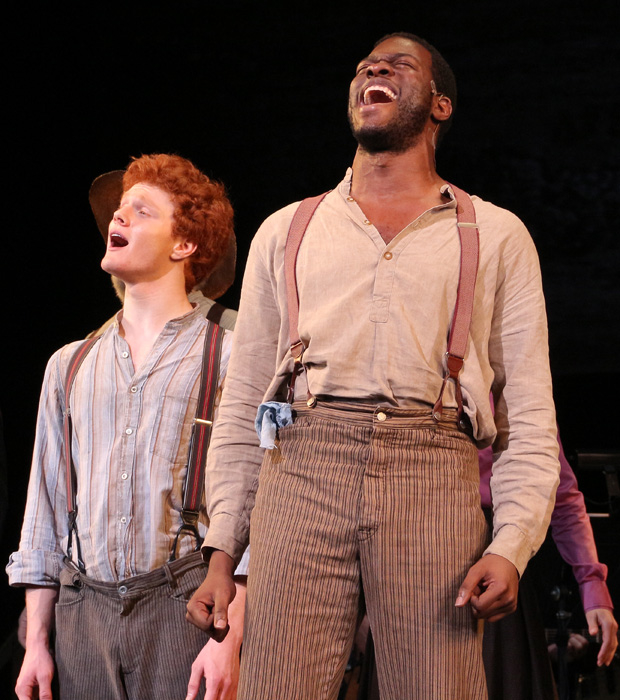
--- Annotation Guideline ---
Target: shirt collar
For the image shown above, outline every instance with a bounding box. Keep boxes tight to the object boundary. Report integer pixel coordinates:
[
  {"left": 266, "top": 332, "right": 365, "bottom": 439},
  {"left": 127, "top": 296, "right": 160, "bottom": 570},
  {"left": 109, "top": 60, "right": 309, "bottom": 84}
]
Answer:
[
  {"left": 113, "top": 303, "right": 202, "bottom": 335},
  {"left": 338, "top": 168, "right": 457, "bottom": 210}
]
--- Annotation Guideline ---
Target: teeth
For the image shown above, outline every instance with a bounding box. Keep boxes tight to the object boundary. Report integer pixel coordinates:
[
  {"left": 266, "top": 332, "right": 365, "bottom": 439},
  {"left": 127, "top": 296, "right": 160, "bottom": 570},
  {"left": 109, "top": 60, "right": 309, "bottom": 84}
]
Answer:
[
  {"left": 110, "top": 232, "right": 128, "bottom": 248},
  {"left": 363, "top": 85, "right": 397, "bottom": 104}
]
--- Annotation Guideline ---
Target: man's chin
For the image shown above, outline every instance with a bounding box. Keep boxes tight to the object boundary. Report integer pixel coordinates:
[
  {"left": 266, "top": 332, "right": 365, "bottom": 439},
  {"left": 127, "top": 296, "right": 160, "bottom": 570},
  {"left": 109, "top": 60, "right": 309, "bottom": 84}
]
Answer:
[
  {"left": 101, "top": 258, "right": 128, "bottom": 283},
  {"left": 355, "top": 130, "right": 412, "bottom": 155}
]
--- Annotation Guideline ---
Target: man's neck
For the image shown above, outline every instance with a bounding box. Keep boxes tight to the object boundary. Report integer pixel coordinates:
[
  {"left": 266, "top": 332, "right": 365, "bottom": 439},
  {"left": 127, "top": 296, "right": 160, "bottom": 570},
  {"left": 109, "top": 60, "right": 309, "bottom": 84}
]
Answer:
[
  {"left": 349, "top": 144, "right": 447, "bottom": 243},
  {"left": 118, "top": 275, "right": 193, "bottom": 370},
  {"left": 350, "top": 143, "right": 444, "bottom": 201}
]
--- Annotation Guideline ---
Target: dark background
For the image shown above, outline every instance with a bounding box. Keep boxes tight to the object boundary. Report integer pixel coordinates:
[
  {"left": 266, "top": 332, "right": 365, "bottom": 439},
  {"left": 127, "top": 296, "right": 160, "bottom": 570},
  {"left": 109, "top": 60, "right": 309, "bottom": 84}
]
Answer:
[{"left": 1, "top": 0, "right": 619, "bottom": 692}]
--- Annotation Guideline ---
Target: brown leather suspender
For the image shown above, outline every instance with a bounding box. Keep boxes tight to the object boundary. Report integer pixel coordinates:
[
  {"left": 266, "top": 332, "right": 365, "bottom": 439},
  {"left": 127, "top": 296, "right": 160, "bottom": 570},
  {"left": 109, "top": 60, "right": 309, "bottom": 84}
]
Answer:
[
  {"left": 432, "top": 184, "right": 480, "bottom": 426},
  {"left": 63, "top": 312, "right": 225, "bottom": 572},
  {"left": 169, "top": 316, "right": 224, "bottom": 561},
  {"left": 63, "top": 336, "right": 101, "bottom": 571},
  {"left": 283, "top": 192, "right": 330, "bottom": 404},
  {"left": 283, "top": 185, "right": 479, "bottom": 425}
]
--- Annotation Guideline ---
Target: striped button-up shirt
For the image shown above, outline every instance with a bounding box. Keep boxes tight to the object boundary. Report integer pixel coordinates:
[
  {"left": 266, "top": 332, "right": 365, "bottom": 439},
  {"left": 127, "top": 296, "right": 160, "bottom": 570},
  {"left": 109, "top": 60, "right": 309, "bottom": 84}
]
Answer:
[{"left": 7, "top": 305, "right": 248, "bottom": 585}]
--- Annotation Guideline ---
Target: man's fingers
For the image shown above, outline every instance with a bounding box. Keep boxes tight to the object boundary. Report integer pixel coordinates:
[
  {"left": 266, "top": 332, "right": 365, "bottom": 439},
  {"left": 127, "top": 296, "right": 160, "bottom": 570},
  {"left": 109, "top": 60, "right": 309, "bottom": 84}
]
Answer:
[
  {"left": 598, "top": 639, "right": 616, "bottom": 667},
  {"left": 597, "top": 617, "right": 619, "bottom": 667},
  {"left": 16, "top": 672, "right": 53, "bottom": 700},
  {"left": 585, "top": 608, "right": 619, "bottom": 666},
  {"left": 210, "top": 616, "right": 230, "bottom": 643},
  {"left": 186, "top": 595, "right": 215, "bottom": 632},
  {"left": 469, "top": 586, "right": 517, "bottom": 621},
  {"left": 456, "top": 555, "right": 519, "bottom": 621},
  {"left": 455, "top": 567, "right": 483, "bottom": 607},
  {"left": 185, "top": 664, "right": 202, "bottom": 700}
]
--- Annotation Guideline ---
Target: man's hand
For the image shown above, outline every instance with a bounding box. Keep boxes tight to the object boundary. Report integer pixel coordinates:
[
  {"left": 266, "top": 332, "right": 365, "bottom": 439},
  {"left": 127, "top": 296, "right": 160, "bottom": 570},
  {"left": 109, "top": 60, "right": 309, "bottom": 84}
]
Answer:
[
  {"left": 585, "top": 607, "right": 618, "bottom": 666},
  {"left": 16, "top": 587, "right": 58, "bottom": 700},
  {"left": 15, "top": 643, "right": 55, "bottom": 700},
  {"left": 186, "top": 581, "right": 247, "bottom": 700},
  {"left": 455, "top": 553, "right": 519, "bottom": 621},
  {"left": 187, "top": 550, "right": 237, "bottom": 641}
]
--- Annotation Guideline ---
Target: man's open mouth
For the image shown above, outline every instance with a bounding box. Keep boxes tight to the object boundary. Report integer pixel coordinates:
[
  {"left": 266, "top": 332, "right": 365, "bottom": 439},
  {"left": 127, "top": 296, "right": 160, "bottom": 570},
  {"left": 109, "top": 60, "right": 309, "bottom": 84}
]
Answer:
[
  {"left": 109, "top": 232, "right": 129, "bottom": 248},
  {"left": 363, "top": 85, "right": 397, "bottom": 105}
]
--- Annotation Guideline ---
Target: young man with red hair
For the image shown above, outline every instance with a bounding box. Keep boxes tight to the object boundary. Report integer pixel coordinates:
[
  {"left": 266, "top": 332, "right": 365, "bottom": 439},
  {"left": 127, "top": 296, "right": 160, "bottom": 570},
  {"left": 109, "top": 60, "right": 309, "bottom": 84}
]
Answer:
[{"left": 7, "top": 153, "right": 246, "bottom": 700}]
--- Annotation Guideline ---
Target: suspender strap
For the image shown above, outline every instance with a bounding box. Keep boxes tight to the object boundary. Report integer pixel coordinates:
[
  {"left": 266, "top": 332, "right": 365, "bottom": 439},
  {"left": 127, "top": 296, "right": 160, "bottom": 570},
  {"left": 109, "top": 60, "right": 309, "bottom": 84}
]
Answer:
[
  {"left": 282, "top": 186, "right": 479, "bottom": 426},
  {"left": 205, "top": 301, "right": 226, "bottom": 326},
  {"left": 432, "top": 184, "right": 480, "bottom": 425},
  {"left": 284, "top": 192, "right": 330, "bottom": 403},
  {"left": 169, "top": 320, "right": 224, "bottom": 560},
  {"left": 63, "top": 336, "right": 101, "bottom": 572}
]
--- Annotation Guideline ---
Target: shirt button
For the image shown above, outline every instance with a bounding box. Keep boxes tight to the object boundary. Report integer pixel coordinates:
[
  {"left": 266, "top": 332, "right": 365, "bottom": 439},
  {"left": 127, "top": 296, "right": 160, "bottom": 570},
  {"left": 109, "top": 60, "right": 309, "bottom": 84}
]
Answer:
[
  {"left": 125, "top": 428, "right": 133, "bottom": 435},
  {"left": 121, "top": 351, "right": 129, "bottom": 359},
  {"left": 384, "top": 251, "right": 393, "bottom": 260},
  {"left": 346, "top": 196, "right": 354, "bottom": 202},
  {"left": 376, "top": 411, "right": 387, "bottom": 422},
  {"left": 130, "top": 386, "right": 138, "bottom": 393},
  {"left": 364, "top": 219, "right": 371, "bottom": 225},
  {"left": 118, "top": 585, "right": 128, "bottom": 595},
  {"left": 121, "top": 472, "right": 128, "bottom": 480},
  {"left": 120, "top": 516, "right": 127, "bottom": 524}
]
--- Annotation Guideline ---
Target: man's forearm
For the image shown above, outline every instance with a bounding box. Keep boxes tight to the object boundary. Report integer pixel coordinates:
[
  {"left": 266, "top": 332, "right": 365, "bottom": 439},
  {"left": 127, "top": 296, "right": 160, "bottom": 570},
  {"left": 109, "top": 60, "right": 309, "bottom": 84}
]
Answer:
[{"left": 24, "top": 586, "right": 59, "bottom": 649}]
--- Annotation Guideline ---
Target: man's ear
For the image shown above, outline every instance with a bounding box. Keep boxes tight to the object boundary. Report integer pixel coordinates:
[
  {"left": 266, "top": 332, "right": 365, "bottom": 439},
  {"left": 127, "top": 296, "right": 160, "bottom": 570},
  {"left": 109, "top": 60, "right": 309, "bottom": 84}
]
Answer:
[
  {"left": 171, "top": 238, "right": 198, "bottom": 261},
  {"left": 431, "top": 94, "right": 452, "bottom": 123}
]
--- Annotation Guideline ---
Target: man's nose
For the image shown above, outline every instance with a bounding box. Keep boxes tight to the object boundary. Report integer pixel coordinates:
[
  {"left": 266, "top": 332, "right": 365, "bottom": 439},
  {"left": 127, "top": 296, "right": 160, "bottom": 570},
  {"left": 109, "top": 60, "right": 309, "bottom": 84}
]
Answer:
[
  {"left": 113, "top": 207, "right": 127, "bottom": 225},
  {"left": 366, "top": 61, "right": 394, "bottom": 77}
]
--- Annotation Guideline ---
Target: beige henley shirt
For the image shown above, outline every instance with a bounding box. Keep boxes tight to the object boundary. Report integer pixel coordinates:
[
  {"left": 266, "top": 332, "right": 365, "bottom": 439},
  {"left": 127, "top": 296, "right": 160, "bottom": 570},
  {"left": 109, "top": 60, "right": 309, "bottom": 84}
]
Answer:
[{"left": 205, "top": 170, "right": 560, "bottom": 575}]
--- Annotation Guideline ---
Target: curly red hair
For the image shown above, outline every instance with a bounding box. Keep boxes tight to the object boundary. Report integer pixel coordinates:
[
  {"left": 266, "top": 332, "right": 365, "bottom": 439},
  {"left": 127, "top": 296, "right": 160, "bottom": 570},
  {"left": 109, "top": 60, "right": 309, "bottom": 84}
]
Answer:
[{"left": 123, "top": 153, "right": 234, "bottom": 292}]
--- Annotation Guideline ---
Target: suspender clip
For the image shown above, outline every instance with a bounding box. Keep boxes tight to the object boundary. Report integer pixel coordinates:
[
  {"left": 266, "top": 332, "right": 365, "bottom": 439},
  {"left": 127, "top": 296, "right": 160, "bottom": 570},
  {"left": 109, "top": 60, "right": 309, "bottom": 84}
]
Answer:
[
  {"left": 290, "top": 341, "right": 305, "bottom": 364},
  {"left": 445, "top": 352, "right": 464, "bottom": 379}
]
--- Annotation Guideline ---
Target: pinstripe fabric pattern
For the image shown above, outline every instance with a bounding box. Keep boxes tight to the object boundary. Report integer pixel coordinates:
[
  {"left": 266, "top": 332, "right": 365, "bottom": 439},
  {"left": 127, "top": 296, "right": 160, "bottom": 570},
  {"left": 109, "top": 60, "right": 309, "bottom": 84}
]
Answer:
[
  {"left": 7, "top": 307, "right": 232, "bottom": 585},
  {"left": 54, "top": 552, "right": 209, "bottom": 699},
  {"left": 239, "top": 402, "right": 488, "bottom": 700}
]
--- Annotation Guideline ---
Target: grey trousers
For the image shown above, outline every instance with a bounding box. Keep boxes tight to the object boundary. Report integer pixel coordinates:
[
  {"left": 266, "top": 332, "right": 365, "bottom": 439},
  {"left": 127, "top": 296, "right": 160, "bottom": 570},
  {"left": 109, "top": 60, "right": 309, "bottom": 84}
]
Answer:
[
  {"left": 239, "top": 401, "right": 489, "bottom": 700},
  {"left": 55, "top": 551, "right": 210, "bottom": 700}
]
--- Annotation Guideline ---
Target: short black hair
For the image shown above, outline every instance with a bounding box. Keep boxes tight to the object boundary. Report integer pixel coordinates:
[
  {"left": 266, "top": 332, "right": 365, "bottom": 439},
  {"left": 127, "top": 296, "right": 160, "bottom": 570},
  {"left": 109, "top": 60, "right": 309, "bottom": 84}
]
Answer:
[{"left": 373, "top": 32, "right": 457, "bottom": 144}]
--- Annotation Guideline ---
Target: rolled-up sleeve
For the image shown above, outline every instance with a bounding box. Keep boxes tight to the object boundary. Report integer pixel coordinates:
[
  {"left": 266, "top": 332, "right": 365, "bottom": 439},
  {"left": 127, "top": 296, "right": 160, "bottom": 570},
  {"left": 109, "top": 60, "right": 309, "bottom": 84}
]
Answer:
[{"left": 6, "top": 348, "right": 74, "bottom": 587}]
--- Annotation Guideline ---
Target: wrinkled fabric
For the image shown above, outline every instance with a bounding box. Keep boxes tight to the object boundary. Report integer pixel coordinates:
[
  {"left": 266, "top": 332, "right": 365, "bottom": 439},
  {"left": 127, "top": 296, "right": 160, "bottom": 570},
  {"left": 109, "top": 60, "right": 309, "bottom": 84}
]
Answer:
[{"left": 255, "top": 401, "right": 294, "bottom": 448}]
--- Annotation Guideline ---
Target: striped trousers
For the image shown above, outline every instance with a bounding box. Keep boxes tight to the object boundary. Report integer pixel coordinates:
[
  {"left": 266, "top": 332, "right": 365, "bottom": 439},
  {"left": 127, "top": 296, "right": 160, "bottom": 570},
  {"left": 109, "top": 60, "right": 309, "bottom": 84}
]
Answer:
[
  {"left": 54, "top": 551, "right": 210, "bottom": 699},
  {"left": 239, "top": 401, "right": 488, "bottom": 700}
]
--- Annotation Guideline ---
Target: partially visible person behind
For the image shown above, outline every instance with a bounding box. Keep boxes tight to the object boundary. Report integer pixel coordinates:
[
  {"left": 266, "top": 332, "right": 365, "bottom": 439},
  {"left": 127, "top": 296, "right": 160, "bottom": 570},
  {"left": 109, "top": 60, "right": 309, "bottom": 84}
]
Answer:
[
  {"left": 7, "top": 153, "right": 246, "bottom": 700},
  {"left": 480, "top": 438, "right": 617, "bottom": 696}
]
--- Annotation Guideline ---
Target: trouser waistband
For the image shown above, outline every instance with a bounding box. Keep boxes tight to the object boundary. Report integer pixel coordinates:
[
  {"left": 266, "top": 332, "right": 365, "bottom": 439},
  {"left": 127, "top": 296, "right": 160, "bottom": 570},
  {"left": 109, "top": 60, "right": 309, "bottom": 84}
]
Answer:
[
  {"left": 292, "top": 399, "right": 463, "bottom": 430},
  {"left": 60, "top": 550, "right": 205, "bottom": 596}
]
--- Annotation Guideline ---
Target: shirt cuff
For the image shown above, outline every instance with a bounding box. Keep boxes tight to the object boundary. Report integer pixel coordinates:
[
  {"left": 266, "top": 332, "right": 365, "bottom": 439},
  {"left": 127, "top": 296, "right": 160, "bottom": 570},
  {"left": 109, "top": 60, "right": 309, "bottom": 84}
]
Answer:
[
  {"left": 6, "top": 549, "right": 64, "bottom": 587},
  {"left": 581, "top": 579, "right": 614, "bottom": 612},
  {"left": 483, "top": 523, "right": 532, "bottom": 577},
  {"left": 202, "top": 512, "right": 249, "bottom": 566}
]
